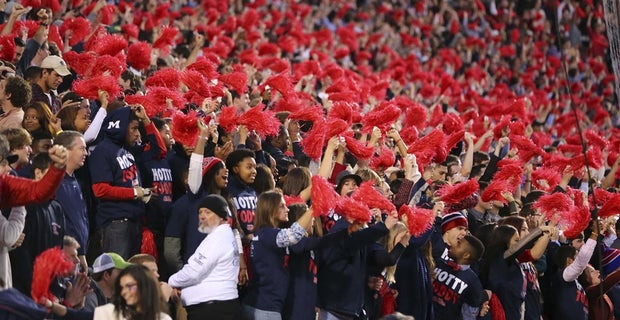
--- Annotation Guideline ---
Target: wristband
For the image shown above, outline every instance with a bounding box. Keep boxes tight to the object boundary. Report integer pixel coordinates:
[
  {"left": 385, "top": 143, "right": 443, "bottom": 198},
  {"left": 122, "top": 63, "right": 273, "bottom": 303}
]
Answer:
[{"left": 133, "top": 188, "right": 138, "bottom": 199}]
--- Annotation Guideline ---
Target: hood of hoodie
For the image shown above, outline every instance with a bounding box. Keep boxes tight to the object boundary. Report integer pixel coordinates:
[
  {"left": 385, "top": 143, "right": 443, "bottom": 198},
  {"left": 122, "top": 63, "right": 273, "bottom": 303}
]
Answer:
[{"left": 102, "top": 106, "right": 132, "bottom": 146}]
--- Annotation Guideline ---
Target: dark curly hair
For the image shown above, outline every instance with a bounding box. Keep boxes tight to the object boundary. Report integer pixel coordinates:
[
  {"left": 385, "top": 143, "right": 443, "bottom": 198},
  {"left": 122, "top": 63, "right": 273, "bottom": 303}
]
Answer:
[{"left": 4, "top": 76, "right": 32, "bottom": 108}]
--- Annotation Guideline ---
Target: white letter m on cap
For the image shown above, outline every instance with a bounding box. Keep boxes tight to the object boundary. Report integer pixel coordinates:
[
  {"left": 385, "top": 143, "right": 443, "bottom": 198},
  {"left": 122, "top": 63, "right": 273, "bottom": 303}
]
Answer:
[{"left": 107, "top": 120, "right": 120, "bottom": 129}]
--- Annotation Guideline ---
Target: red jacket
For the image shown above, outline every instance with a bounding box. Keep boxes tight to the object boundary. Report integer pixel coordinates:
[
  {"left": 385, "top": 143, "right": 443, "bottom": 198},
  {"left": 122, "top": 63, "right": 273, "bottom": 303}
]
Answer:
[{"left": 1, "top": 165, "right": 64, "bottom": 207}]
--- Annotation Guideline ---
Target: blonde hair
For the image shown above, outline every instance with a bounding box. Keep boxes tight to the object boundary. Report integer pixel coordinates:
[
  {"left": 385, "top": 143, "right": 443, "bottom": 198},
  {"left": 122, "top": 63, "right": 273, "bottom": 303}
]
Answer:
[
  {"left": 356, "top": 167, "right": 382, "bottom": 187},
  {"left": 380, "top": 222, "right": 408, "bottom": 283}
]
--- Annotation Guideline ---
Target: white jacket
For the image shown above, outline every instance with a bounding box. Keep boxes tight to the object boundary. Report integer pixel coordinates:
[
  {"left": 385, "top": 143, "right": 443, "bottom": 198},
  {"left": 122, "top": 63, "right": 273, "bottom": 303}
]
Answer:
[
  {"left": 168, "top": 223, "right": 239, "bottom": 306},
  {"left": 0, "top": 206, "right": 25, "bottom": 288},
  {"left": 94, "top": 303, "right": 172, "bottom": 320}
]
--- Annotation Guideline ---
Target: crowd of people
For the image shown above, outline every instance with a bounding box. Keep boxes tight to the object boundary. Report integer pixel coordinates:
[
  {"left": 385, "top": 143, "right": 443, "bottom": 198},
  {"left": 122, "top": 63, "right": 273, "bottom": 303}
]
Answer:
[{"left": 0, "top": 0, "right": 619, "bottom": 319}]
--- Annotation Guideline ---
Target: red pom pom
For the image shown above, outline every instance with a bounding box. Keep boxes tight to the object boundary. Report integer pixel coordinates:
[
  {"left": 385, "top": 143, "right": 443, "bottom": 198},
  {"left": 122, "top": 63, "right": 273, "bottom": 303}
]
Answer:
[
  {"left": 311, "top": 175, "right": 340, "bottom": 217},
  {"left": 127, "top": 41, "right": 152, "bottom": 71},
  {"left": 438, "top": 179, "right": 480, "bottom": 204},
  {"left": 263, "top": 72, "right": 295, "bottom": 99},
  {"left": 217, "top": 106, "right": 239, "bottom": 133},
  {"left": 586, "top": 147, "right": 604, "bottom": 169},
  {"left": 145, "top": 68, "right": 181, "bottom": 89},
  {"left": 289, "top": 104, "right": 324, "bottom": 122},
  {"left": 481, "top": 180, "right": 510, "bottom": 203},
  {"left": 400, "top": 205, "right": 435, "bottom": 237},
  {"left": 493, "top": 115, "right": 512, "bottom": 139},
  {"left": 90, "top": 55, "right": 125, "bottom": 78},
  {"left": 400, "top": 126, "right": 419, "bottom": 145},
  {"left": 428, "top": 105, "right": 444, "bottom": 127},
  {"left": 72, "top": 75, "right": 121, "bottom": 100},
  {"left": 370, "top": 145, "right": 395, "bottom": 170},
  {"left": 153, "top": 26, "right": 179, "bottom": 52},
  {"left": 352, "top": 181, "right": 396, "bottom": 213},
  {"left": 591, "top": 188, "right": 613, "bottom": 207},
  {"left": 442, "top": 113, "right": 464, "bottom": 134},
  {"left": 325, "top": 118, "right": 349, "bottom": 139},
  {"left": 121, "top": 24, "right": 139, "bottom": 40},
  {"left": 47, "top": 24, "right": 63, "bottom": 51},
  {"left": 533, "top": 192, "right": 573, "bottom": 221},
  {"left": 361, "top": 101, "right": 401, "bottom": 133},
  {"left": 301, "top": 120, "right": 327, "bottom": 160},
  {"left": 562, "top": 206, "right": 592, "bottom": 239},
  {"left": 598, "top": 193, "right": 620, "bottom": 218},
  {"left": 134, "top": 87, "right": 186, "bottom": 117},
  {"left": 531, "top": 167, "right": 562, "bottom": 192},
  {"left": 237, "top": 104, "right": 281, "bottom": 138},
  {"left": 510, "top": 135, "right": 543, "bottom": 162},
  {"left": 585, "top": 129, "right": 608, "bottom": 149},
  {"left": 283, "top": 195, "right": 306, "bottom": 206},
  {"left": 91, "top": 34, "right": 128, "bottom": 56},
  {"left": 0, "top": 35, "right": 15, "bottom": 62},
  {"left": 141, "top": 227, "right": 158, "bottom": 260},
  {"left": 337, "top": 197, "right": 372, "bottom": 224},
  {"left": 328, "top": 101, "right": 354, "bottom": 124},
  {"left": 407, "top": 129, "right": 446, "bottom": 163},
  {"left": 219, "top": 71, "right": 248, "bottom": 94},
  {"left": 63, "top": 51, "right": 95, "bottom": 77},
  {"left": 182, "top": 70, "right": 214, "bottom": 99},
  {"left": 60, "top": 17, "right": 91, "bottom": 46},
  {"left": 171, "top": 110, "right": 200, "bottom": 146},
  {"left": 444, "top": 130, "right": 465, "bottom": 153},
  {"left": 31, "top": 248, "right": 73, "bottom": 302},
  {"left": 344, "top": 135, "right": 375, "bottom": 159}
]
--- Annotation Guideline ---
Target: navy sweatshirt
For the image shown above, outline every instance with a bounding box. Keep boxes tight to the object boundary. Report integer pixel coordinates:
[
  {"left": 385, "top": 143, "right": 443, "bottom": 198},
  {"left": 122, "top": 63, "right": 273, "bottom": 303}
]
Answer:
[
  {"left": 165, "top": 191, "right": 206, "bottom": 264},
  {"left": 227, "top": 174, "right": 257, "bottom": 236},
  {"left": 283, "top": 230, "right": 349, "bottom": 320},
  {"left": 316, "top": 219, "right": 389, "bottom": 317},
  {"left": 88, "top": 107, "right": 145, "bottom": 227},
  {"left": 432, "top": 259, "right": 485, "bottom": 320},
  {"left": 550, "top": 269, "right": 588, "bottom": 320},
  {"left": 395, "top": 227, "right": 434, "bottom": 320},
  {"left": 486, "top": 255, "right": 527, "bottom": 320},
  {"left": 244, "top": 227, "right": 289, "bottom": 312}
]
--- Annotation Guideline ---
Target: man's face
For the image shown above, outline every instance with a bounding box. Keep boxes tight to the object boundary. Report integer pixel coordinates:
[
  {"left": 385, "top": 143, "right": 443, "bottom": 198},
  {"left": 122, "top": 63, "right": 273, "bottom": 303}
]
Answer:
[
  {"left": 67, "top": 137, "right": 87, "bottom": 170},
  {"left": 43, "top": 70, "right": 63, "bottom": 91},
  {"left": 13, "top": 45, "right": 24, "bottom": 65},
  {"left": 0, "top": 79, "right": 8, "bottom": 105},
  {"left": 12, "top": 144, "right": 31, "bottom": 166},
  {"left": 432, "top": 165, "right": 448, "bottom": 181},
  {"left": 32, "top": 139, "right": 53, "bottom": 155},
  {"left": 443, "top": 226, "right": 468, "bottom": 247},
  {"left": 234, "top": 157, "right": 256, "bottom": 184},
  {"left": 158, "top": 124, "right": 173, "bottom": 150},
  {"left": 125, "top": 120, "right": 141, "bottom": 146},
  {"left": 142, "top": 261, "right": 160, "bottom": 280}
]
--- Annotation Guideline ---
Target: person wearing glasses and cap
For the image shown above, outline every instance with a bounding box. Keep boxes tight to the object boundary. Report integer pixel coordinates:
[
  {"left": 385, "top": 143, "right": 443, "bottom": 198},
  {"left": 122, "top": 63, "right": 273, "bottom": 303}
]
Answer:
[{"left": 31, "top": 55, "right": 71, "bottom": 114}]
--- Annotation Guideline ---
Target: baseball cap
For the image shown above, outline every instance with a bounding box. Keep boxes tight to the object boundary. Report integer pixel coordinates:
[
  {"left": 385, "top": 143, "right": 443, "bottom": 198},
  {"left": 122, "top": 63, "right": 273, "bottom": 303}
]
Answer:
[
  {"left": 40, "top": 55, "right": 70, "bottom": 77},
  {"left": 92, "top": 252, "right": 132, "bottom": 273}
]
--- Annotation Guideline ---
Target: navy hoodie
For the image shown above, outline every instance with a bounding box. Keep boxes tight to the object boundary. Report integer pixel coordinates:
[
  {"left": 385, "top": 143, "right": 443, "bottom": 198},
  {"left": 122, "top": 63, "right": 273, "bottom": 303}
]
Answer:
[
  {"left": 316, "top": 219, "right": 389, "bottom": 317},
  {"left": 165, "top": 191, "right": 207, "bottom": 264},
  {"left": 227, "top": 174, "right": 257, "bottom": 235},
  {"left": 88, "top": 107, "right": 145, "bottom": 227},
  {"left": 395, "top": 227, "right": 434, "bottom": 320}
]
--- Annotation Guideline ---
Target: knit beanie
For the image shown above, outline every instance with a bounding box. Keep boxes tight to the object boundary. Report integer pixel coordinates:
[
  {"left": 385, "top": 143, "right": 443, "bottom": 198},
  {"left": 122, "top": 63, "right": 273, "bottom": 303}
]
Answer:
[
  {"left": 198, "top": 194, "right": 230, "bottom": 219},
  {"left": 441, "top": 212, "right": 468, "bottom": 233}
]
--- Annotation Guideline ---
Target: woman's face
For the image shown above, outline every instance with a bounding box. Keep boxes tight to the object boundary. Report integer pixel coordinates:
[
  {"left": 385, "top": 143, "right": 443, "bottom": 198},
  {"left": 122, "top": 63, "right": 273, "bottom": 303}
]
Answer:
[
  {"left": 74, "top": 108, "right": 91, "bottom": 133},
  {"left": 23, "top": 108, "right": 41, "bottom": 132},
  {"left": 120, "top": 274, "right": 140, "bottom": 308},
  {"left": 585, "top": 266, "right": 601, "bottom": 286},
  {"left": 509, "top": 231, "right": 520, "bottom": 248},
  {"left": 214, "top": 167, "right": 229, "bottom": 190},
  {"left": 276, "top": 198, "right": 289, "bottom": 223}
]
